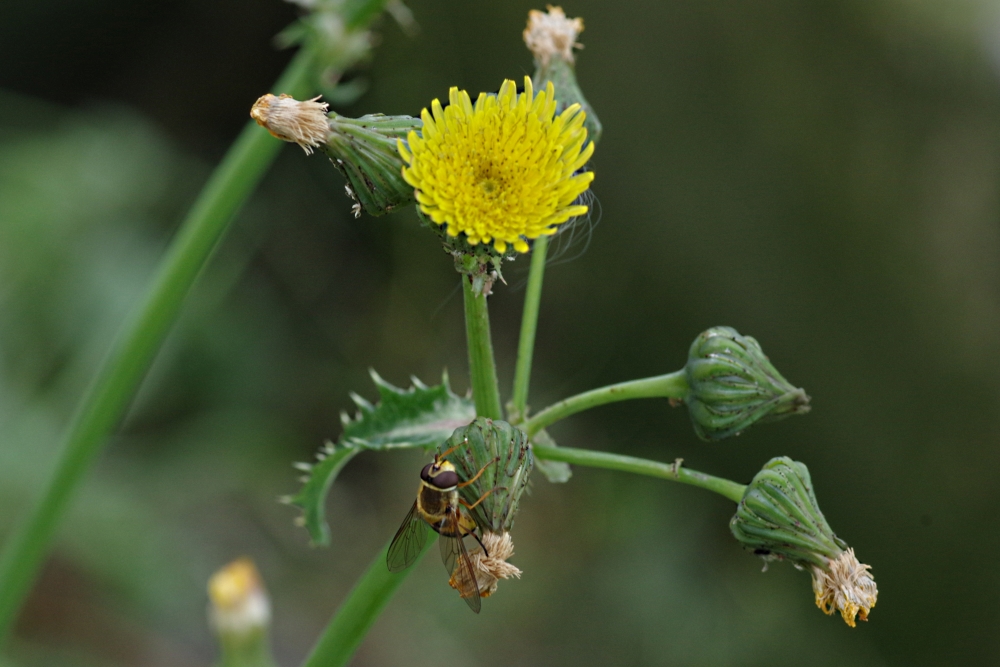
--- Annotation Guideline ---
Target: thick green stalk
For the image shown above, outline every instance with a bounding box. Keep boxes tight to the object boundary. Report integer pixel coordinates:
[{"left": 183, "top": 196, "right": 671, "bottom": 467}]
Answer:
[
  {"left": 525, "top": 370, "right": 689, "bottom": 437},
  {"left": 301, "top": 530, "right": 433, "bottom": 667},
  {"left": 462, "top": 277, "right": 503, "bottom": 420},
  {"left": 0, "top": 47, "right": 320, "bottom": 643},
  {"left": 532, "top": 444, "right": 746, "bottom": 503},
  {"left": 510, "top": 236, "right": 549, "bottom": 421}
]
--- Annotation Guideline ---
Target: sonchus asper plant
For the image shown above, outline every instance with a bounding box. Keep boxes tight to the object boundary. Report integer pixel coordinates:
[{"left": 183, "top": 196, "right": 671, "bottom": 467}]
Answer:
[{"left": 242, "top": 5, "right": 876, "bottom": 666}]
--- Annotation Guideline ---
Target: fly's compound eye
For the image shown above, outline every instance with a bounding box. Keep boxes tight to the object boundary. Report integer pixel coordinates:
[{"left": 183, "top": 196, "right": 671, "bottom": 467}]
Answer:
[
  {"left": 420, "top": 463, "right": 435, "bottom": 482},
  {"left": 429, "top": 470, "right": 459, "bottom": 489}
]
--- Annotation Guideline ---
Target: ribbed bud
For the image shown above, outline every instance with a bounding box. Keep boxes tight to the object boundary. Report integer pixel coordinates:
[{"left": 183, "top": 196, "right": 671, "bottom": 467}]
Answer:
[
  {"left": 731, "top": 457, "right": 878, "bottom": 627},
  {"left": 443, "top": 417, "right": 532, "bottom": 533},
  {"left": 731, "top": 457, "right": 842, "bottom": 567},
  {"left": 684, "top": 326, "right": 810, "bottom": 441},
  {"left": 524, "top": 6, "right": 602, "bottom": 145},
  {"left": 322, "top": 112, "right": 421, "bottom": 217}
]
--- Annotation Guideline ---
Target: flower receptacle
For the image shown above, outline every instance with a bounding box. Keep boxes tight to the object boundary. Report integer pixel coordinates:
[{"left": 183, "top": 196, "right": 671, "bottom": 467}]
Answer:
[{"left": 324, "top": 112, "right": 421, "bottom": 216}]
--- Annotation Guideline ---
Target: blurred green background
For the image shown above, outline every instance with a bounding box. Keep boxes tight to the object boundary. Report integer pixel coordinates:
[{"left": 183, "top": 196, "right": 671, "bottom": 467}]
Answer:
[{"left": 2, "top": 0, "right": 999, "bottom": 665}]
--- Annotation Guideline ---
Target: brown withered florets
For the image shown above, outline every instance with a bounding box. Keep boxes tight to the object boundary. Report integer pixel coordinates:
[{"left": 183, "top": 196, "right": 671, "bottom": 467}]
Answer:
[
  {"left": 523, "top": 5, "right": 585, "bottom": 68},
  {"left": 448, "top": 531, "right": 521, "bottom": 599},
  {"left": 250, "top": 93, "right": 330, "bottom": 154}
]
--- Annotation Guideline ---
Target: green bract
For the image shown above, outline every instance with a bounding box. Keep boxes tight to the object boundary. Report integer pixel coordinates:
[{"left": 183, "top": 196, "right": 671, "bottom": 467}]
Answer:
[
  {"left": 441, "top": 418, "right": 533, "bottom": 533},
  {"left": 730, "top": 456, "right": 844, "bottom": 568},
  {"left": 322, "top": 113, "right": 421, "bottom": 216},
  {"left": 685, "top": 326, "right": 810, "bottom": 441}
]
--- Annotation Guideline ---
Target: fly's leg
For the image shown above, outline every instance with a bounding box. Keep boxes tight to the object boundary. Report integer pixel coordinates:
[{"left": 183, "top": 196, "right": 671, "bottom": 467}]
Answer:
[
  {"left": 456, "top": 456, "right": 500, "bottom": 489},
  {"left": 471, "top": 531, "right": 490, "bottom": 558},
  {"left": 459, "top": 486, "right": 496, "bottom": 512},
  {"left": 436, "top": 442, "right": 463, "bottom": 461},
  {"left": 460, "top": 484, "right": 509, "bottom": 558}
]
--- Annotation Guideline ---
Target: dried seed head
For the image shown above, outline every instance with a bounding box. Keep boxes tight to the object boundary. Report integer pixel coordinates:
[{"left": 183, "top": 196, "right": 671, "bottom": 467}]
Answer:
[
  {"left": 250, "top": 93, "right": 330, "bottom": 154},
  {"left": 449, "top": 531, "right": 521, "bottom": 599},
  {"left": 523, "top": 6, "right": 584, "bottom": 68},
  {"left": 811, "top": 548, "right": 878, "bottom": 627},
  {"left": 208, "top": 557, "right": 270, "bottom": 636}
]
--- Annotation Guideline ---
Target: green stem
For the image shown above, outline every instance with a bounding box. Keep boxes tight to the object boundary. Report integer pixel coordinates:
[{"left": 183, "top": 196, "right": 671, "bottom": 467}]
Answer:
[
  {"left": 0, "top": 46, "right": 320, "bottom": 643},
  {"left": 216, "top": 630, "right": 278, "bottom": 667},
  {"left": 532, "top": 444, "right": 746, "bottom": 503},
  {"left": 302, "top": 529, "right": 433, "bottom": 667},
  {"left": 462, "top": 277, "right": 503, "bottom": 420},
  {"left": 510, "top": 236, "right": 548, "bottom": 421},
  {"left": 524, "top": 370, "right": 689, "bottom": 437}
]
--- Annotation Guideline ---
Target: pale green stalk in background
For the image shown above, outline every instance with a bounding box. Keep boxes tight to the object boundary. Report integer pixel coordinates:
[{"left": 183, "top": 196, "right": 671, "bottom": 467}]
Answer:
[
  {"left": 0, "top": 42, "right": 315, "bottom": 639},
  {"left": 0, "top": 0, "right": 393, "bottom": 641}
]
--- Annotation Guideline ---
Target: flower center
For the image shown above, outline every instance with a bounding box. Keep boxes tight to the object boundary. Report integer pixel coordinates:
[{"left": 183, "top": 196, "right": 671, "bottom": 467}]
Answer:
[{"left": 478, "top": 178, "right": 499, "bottom": 196}]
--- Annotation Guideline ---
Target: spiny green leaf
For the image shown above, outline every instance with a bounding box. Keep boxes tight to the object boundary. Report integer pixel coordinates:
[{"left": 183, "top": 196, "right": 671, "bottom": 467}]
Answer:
[{"left": 284, "top": 370, "right": 475, "bottom": 546}]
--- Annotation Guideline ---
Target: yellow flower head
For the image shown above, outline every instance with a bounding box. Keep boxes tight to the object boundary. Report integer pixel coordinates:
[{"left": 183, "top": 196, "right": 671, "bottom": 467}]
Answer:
[{"left": 398, "top": 76, "right": 595, "bottom": 254}]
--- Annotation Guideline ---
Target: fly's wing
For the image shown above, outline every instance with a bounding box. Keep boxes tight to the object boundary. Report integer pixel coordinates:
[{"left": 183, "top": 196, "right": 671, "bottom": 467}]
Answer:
[
  {"left": 387, "top": 501, "right": 428, "bottom": 572},
  {"left": 439, "top": 521, "right": 482, "bottom": 614}
]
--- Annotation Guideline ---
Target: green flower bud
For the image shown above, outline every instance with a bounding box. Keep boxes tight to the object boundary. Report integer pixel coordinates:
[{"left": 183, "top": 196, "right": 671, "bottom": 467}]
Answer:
[
  {"left": 684, "top": 326, "right": 810, "bottom": 441},
  {"left": 731, "top": 457, "right": 842, "bottom": 567},
  {"left": 442, "top": 417, "right": 533, "bottom": 533},
  {"left": 731, "top": 457, "right": 878, "bottom": 627},
  {"left": 524, "top": 7, "right": 602, "bottom": 145},
  {"left": 322, "top": 112, "right": 421, "bottom": 217}
]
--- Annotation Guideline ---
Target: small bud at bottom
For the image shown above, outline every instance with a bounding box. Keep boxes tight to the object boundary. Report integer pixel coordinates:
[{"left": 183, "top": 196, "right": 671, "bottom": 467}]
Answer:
[{"left": 208, "top": 558, "right": 271, "bottom": 636}]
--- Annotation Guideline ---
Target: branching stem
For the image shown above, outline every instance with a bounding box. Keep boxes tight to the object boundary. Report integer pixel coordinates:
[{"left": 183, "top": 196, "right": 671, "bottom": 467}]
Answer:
[
  {"left": 532, "top": 444, "right": 746, "bottom": 503},
  {"left": 525, "top": 370, "right": 689, "bottom": 437},
  {"left": 510, "top": 236, "right": 549, "bottom": 420}
]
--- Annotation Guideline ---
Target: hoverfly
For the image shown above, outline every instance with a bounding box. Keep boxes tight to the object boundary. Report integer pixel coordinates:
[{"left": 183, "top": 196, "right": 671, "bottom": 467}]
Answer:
[{"left": 386, "top": 444, "right": 498, "bottom": 613}]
